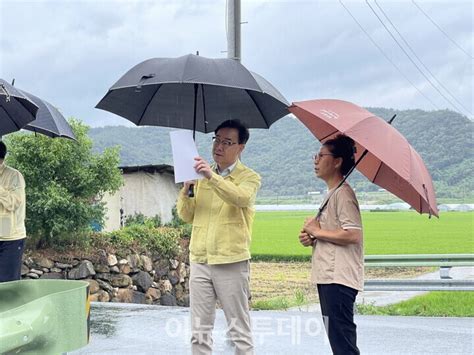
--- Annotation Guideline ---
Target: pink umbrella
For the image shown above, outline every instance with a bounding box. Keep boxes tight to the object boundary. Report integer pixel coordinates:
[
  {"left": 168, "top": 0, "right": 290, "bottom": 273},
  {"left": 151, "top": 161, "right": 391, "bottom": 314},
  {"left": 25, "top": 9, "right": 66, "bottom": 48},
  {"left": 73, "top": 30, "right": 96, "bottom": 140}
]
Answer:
[{"left": 289, "top": 99, "right": 438, "bottom": 217}]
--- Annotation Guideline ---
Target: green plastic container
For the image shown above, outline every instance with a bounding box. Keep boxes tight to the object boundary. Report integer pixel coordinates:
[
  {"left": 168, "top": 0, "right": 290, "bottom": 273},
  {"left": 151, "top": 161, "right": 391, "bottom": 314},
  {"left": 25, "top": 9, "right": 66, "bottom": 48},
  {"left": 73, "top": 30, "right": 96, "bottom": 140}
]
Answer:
[{"left": 0, "top": 279, "right": 90, "bottom": 354}]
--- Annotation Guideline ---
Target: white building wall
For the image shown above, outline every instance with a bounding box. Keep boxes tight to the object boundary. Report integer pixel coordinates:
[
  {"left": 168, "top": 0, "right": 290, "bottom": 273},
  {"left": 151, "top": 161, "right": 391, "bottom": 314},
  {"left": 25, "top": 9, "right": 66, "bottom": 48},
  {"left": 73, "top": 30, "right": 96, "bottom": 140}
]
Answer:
[{"left": 103, "top": 170, "right": 180, "bottom": 232}]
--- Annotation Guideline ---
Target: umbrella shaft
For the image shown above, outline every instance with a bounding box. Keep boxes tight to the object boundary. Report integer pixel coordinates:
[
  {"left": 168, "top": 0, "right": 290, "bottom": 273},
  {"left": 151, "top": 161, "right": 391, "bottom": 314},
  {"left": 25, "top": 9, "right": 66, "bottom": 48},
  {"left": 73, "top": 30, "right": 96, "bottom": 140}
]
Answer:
[{"left": 193, "top": 84, "right": 198, "bottom": 140}]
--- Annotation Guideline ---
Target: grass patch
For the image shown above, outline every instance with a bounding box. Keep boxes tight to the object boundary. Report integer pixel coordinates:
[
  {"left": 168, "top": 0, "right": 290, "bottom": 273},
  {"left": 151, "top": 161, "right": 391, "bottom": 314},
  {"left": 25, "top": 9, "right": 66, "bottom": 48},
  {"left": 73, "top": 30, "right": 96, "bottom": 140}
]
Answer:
[
  {"left": 252, "top": 288, "right": 308, "bottom": 311},
  {"left": 252, "top": 297, "right": 291, "bottom": 310},
  {"left": 94, "top": 225, "right": 183, "bottom": 258},
  {"left": 249, "top": 262, "right": 430, "bottom": 310},
  {"left": 357, "top": 291, "right": 474, "bottom": 317},
  {"left": 250, "top": 262, "right": 317, "bottom": 310},
  {"left": 251, "top": 211, "right": 474, "bottom": 260}
]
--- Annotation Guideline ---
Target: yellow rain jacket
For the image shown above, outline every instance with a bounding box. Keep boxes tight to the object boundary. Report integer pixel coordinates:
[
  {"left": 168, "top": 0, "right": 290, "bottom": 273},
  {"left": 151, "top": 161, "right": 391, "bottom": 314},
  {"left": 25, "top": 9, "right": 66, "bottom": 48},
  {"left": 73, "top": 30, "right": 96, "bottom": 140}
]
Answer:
[{"left": 177, "top": 160, "right": 261, "bottom": 264}]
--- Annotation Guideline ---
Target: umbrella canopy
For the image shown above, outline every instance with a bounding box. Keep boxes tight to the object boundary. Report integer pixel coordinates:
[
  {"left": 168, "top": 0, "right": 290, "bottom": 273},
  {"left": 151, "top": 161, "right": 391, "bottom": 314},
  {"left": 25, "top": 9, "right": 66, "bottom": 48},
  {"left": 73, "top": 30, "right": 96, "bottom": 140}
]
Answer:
[
  {"left": 0, "top": 79, "right": 38, "bottom": 136},
  {"left": 289, "top": 99, "right": 438, "bottom": 217},
  {"left": 18, "top": 89, "right": 76, "bottom": 140},
  {"left": 96, "top": 54, "right": 289, "bottom": 133}
]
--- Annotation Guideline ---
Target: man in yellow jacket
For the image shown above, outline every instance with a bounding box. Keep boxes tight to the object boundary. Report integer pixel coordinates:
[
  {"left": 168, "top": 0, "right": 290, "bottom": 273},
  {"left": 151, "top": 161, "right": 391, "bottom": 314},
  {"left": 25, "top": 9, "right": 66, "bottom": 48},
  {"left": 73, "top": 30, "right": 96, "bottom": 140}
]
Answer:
[
  {"left": 177, "top": 119, "right": 261, "bottom": 355},
  {"left": 0, "top": 141, "right": 26, "bottom": 282}
]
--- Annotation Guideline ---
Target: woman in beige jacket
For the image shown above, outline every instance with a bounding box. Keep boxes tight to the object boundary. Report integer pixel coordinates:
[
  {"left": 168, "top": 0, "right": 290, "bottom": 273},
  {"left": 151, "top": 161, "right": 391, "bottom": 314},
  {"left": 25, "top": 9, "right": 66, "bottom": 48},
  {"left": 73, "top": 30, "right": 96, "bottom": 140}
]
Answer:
[{"left": 299, "top": 135, "right": 363, "bottom": 355}]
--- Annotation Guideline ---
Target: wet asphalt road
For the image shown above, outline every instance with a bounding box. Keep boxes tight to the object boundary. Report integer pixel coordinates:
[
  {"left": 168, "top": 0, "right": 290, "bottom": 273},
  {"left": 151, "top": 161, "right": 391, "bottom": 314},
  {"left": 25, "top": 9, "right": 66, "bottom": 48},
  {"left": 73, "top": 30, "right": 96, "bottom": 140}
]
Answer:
[{"left": 71, "top": 303, "right": 473, "bottom": 354}]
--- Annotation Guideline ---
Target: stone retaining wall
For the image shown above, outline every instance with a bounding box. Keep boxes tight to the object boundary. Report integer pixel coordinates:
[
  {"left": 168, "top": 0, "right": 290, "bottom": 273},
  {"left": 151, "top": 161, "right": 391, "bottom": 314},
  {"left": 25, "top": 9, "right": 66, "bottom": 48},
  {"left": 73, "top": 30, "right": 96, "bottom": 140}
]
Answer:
[{"left": 21, "top": 246, "right": 190, "bottom": 307}]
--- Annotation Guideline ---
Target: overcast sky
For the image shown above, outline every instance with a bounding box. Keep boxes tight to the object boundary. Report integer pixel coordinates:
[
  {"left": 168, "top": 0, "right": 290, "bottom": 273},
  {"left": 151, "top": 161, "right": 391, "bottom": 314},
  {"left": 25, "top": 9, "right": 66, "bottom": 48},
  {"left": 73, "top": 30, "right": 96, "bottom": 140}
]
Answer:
[{"left": 0, "top": 0, "right": 472, "bottom": 127}]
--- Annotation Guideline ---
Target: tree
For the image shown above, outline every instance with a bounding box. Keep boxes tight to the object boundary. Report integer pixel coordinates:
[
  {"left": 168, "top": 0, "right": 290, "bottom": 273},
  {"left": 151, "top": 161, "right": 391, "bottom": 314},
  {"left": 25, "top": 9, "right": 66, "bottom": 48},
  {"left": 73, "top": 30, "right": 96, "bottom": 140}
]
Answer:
[{"left": 5, "top": 119, "right": 123, "bottom": 248}]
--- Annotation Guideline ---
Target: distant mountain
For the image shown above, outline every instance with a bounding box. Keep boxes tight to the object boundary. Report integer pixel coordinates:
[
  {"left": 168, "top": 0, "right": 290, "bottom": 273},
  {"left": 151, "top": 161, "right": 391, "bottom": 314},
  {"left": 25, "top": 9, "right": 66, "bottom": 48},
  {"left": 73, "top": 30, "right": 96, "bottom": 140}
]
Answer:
[{"left": 89, "top": 108, "right": 473, "bottom": 198}]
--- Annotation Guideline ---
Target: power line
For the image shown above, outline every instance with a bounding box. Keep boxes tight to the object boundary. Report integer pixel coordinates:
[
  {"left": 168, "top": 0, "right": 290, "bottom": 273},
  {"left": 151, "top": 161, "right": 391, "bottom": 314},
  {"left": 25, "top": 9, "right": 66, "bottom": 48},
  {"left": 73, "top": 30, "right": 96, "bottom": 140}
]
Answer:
[
  {"left": 366, "top": 0, "right": 464, "bottom": 115},
  {"left": 338, "top": 0, "right": 440, "bottom": 110},
  {"left": 374, "top": 0, "right": 471, "bottom": 116},
  {"left": 412, "top": 0, "right": 473, "bottom": 60}
]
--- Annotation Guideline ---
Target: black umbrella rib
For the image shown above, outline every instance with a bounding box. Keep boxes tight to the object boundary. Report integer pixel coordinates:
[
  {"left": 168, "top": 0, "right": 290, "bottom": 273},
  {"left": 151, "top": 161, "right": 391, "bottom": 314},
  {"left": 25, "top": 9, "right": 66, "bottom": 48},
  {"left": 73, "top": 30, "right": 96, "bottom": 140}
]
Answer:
[
  {"left": 11, "top": 116, "right": 21, "bottom": 130},
  {"left": 246, "top": 90, "right": 269, "bottom": 128},
  {"left": 0, "top": 106, "right": 22, "bottom": 130},
  {"left": 136, "top": 84, "right": 163, "bottom": 126},
  {"left": 27, "top": 126, "right": 56, "bottom": 138}
]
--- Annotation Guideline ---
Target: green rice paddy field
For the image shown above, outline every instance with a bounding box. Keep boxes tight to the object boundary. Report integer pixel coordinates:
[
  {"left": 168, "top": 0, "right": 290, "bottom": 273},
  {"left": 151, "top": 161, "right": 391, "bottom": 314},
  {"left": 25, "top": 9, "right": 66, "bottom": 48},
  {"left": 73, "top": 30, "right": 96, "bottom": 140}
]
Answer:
[{"left": 251, "top": 211, "right": 473, "bottom": 260}]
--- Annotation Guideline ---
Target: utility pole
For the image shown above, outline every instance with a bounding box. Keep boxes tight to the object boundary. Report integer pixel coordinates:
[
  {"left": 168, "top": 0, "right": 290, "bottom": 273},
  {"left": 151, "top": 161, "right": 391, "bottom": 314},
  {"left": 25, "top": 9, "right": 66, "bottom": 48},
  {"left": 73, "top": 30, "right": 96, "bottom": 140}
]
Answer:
[{"left": 227, "top": 0, "right": 241, "bottom": 61}]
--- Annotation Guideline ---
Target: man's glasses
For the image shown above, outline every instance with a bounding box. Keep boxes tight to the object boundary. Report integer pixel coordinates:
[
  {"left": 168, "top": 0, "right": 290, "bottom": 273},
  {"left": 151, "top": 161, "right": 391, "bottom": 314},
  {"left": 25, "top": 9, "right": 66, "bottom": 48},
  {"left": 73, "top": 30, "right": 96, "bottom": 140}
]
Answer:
[
  {"left": 313, "top": 153, "right": 335, "bottom": 160},
  {"left": 212, "top": 137, "right": 238, "bottom": 148}
]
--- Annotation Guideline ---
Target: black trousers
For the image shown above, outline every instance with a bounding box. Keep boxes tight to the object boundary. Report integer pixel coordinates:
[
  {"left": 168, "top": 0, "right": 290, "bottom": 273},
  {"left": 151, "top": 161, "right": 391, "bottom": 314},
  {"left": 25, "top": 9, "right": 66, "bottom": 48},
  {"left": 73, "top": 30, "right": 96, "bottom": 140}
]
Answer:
[
  {"left": 0, "top": 238, "right": 25, "bottom": 282},
  {"left": 317, "top": 283, "right": 360, "bottom": 355}
]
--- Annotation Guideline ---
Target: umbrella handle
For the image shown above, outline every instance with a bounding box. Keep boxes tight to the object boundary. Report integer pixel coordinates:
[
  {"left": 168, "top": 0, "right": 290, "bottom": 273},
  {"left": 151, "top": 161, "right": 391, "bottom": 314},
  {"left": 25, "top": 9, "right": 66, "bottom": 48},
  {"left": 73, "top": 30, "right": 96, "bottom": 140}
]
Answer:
[{"left": 188, "top": 184, "right": 195, "bottom": 198}]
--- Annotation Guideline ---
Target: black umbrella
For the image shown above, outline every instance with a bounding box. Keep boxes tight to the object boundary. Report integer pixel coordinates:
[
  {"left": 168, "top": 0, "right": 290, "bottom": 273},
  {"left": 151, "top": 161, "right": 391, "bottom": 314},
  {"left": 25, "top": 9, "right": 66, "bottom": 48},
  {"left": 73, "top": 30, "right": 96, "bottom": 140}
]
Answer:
[
  {"left": 0, "top": 79, "right": 38, "bottom": 136},
  {"left": 96, "top": 54, "right": 289, "bottom": 196},
  {"left": 18, "top": 89, "right": 76, "bottom": 141},
  {"left": 96, "top": 54, "right": 289, "bottom": 136}
]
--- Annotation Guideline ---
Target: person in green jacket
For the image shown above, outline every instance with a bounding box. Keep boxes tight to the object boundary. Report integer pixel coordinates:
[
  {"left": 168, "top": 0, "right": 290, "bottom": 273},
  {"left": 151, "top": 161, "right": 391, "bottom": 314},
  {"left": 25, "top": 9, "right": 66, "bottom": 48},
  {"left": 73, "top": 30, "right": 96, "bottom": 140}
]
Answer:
[
  {"left": 177, "top": 119, "right": 261, "bottom": 355},
  {"left": 0, "top": 141, "right": 27, "bottom": 282}
]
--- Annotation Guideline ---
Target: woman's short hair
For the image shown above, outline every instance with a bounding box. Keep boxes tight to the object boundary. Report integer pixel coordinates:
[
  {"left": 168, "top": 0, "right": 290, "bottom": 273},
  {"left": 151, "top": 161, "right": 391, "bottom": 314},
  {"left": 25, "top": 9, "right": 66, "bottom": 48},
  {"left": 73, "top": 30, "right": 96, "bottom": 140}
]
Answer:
[{"left": 323, "top": 135, "right": 356, "bottom": 176}]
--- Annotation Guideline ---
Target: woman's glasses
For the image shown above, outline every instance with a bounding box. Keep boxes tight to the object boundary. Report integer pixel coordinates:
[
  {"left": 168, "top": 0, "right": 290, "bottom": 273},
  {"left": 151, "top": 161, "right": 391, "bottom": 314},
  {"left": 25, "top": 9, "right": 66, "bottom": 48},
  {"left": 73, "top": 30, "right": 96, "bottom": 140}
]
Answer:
[{"left": 313, "top": 153, "right": 335, "bottom": 160}]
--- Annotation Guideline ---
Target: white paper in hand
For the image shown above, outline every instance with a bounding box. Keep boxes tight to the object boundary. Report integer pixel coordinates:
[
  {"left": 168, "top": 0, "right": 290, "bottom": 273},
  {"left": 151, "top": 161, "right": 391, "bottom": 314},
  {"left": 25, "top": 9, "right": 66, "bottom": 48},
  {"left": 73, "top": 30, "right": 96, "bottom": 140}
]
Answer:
[{"left": 170, "top": 130, "right": 203, "bottom": 183}]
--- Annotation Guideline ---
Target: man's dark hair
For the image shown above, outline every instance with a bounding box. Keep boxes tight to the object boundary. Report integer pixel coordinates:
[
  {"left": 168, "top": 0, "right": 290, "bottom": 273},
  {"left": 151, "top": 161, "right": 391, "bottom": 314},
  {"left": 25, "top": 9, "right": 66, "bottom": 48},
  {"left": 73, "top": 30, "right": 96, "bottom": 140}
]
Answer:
[
  {"left": 214, "top": 119, "right": 249, "bottom": 144},
  {"left": 0, "top": 141, "right": 6, "bottom": 159},
  {"left": 324, "top": 134, "right": 356, "bottom": 176}
]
